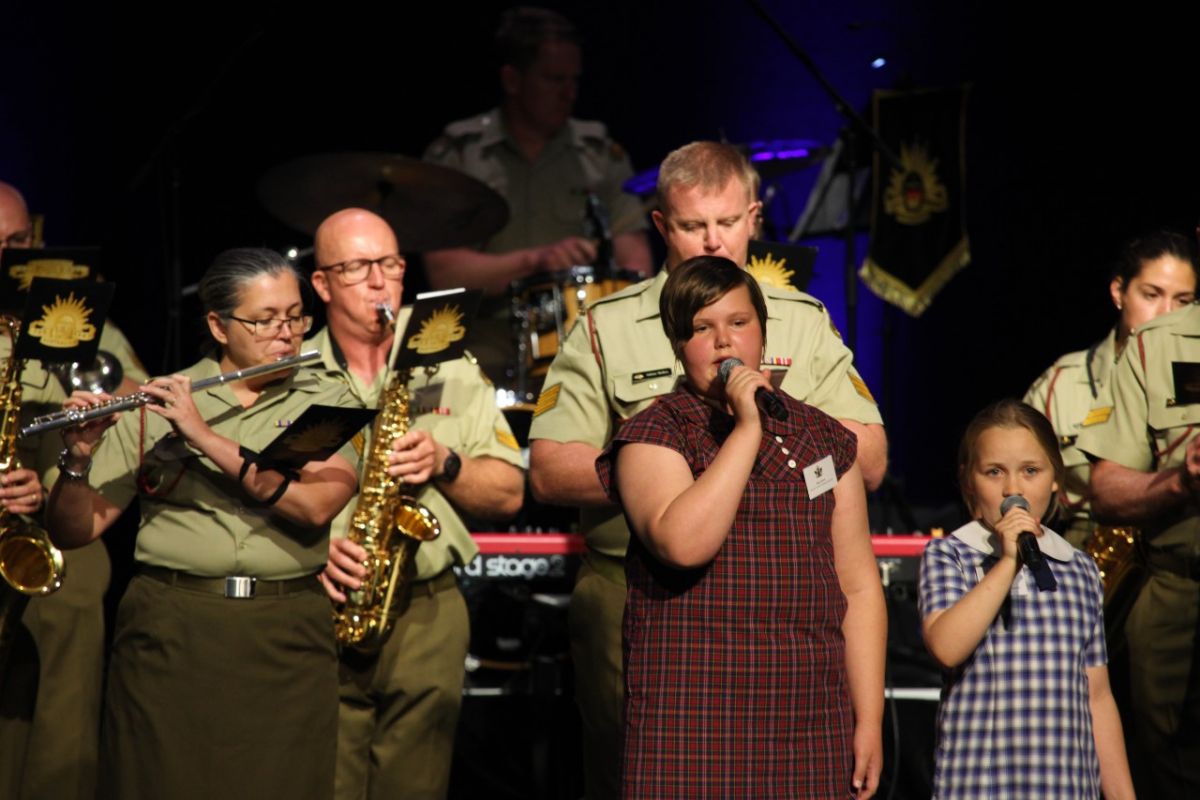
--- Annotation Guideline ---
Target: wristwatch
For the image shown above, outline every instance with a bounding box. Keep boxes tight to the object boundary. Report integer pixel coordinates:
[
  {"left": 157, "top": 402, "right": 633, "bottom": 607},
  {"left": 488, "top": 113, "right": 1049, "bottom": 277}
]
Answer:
[{"left": 438, "top": 450, "right": 461, "bottom": 483}]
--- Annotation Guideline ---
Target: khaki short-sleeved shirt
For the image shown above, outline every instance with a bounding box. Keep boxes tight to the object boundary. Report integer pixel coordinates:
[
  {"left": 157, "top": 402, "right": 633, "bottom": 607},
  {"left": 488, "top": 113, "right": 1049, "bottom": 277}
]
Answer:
[
  {"left": 1076, "top": 305, "right": 1200, "bottom": 549},
  {"left": 88, "top": 357, "right": 360, "bottom": 579},
  {"left": 306, "top": 322, "right": 526, "bottom": 579},
  {"left": 424, "top": 109, "right": 647, "bottom": 254},
  {"left": 527, "top": 270, "right": 883, "bottom": 557},
  {"left": 99, "top": 322, "right": 149, "bottom": 384},
  {"left": 1024, "top": 330, "right": 1117, "bottom": 531},
  {"left": 1, "top": 335, "right": 65, "bottom": 487}
]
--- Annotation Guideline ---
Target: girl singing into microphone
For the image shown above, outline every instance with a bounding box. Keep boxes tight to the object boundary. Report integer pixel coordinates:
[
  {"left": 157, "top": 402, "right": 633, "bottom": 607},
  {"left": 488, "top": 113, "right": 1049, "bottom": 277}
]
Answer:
[
  {"left": 596, "top": 256, "right": 886, "bottom": 799},
  {"left": 919, "top": 400, "right": 1134, "bottom": 798}
]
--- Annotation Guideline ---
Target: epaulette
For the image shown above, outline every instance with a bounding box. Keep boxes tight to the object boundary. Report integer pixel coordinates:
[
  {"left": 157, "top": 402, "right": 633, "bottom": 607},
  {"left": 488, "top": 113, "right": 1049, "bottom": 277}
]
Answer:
[
  {"left": 761, "top": 283, "right": 827, "bottom": 312},
  {"left": 1135, "top": 302, "right": 1200, "bottom": 336},
  {"left": 444, "top": 113, "right": 493, "bottom": 139},
  {"left": 587, "top": 278, "right": 654, "bottom": 310},
  {"left": 570, "top": 118, "right": 627, "bottom": 161}
]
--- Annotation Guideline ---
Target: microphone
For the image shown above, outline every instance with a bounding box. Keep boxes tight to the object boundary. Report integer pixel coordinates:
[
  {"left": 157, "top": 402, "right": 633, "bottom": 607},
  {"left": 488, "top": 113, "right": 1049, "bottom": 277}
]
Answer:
[
  {"left": 717, "top": 358, "right": 787, "bottom": 421},
  {"left": 998, "top": 495, "right": 1044, "bottom": 568}
]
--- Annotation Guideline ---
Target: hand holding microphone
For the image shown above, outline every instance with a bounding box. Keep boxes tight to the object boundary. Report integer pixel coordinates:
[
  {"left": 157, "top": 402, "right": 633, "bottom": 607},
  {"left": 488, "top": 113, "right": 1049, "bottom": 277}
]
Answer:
[
  {"left": 717, "top": 358, "right": 787, "bottom": 421},
  {"left": 997, "top": 495, "right": 1057, "bottom": 591}
]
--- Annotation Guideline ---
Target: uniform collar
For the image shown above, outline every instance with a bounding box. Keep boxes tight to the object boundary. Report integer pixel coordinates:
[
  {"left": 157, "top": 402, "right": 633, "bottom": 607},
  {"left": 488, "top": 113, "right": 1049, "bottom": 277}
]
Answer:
[
  {"left": 951, "top": 519, "right": 1076, "bottom": 562},
  {"left": 636, "top": 269, "right": 670, "bottom": 322}
]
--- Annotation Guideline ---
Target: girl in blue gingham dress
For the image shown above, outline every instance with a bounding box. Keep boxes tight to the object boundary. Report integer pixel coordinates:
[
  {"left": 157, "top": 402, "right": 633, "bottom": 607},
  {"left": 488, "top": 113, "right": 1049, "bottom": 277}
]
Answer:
[{"left": 918, "top": 400, "right": 1134, "bottom": 799}]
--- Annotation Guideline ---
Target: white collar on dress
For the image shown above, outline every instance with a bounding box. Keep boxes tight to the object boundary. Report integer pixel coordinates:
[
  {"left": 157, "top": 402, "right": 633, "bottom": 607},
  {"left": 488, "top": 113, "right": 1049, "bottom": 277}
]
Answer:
[{"left": 950, "top": 519, "right": 1076, "bottom": 562}]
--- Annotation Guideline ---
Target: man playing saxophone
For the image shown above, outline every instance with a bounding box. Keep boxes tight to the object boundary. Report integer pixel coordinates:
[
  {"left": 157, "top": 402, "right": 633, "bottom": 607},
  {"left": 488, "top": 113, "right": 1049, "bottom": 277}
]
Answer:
[{"left": 308, "top": 208, "right": 525, "bottom": 800}]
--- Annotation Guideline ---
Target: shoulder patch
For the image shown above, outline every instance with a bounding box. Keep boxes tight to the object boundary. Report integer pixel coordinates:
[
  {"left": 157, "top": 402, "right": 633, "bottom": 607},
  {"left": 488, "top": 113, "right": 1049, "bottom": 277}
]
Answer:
[
  {"left": 828, "top": 318, "right": 843, "bottom": 340},
  {"left": 1082, "top": 406, "right": 1113, "bottom": 427},
  {"left": 849, "top": 373, "right": 876, "bottom": 404},
  {"left": 533, "top": 383, "right": 561, "bottom": 417},
  {"left": 495, "top": 428, "right": 521, "bottom": 451}
]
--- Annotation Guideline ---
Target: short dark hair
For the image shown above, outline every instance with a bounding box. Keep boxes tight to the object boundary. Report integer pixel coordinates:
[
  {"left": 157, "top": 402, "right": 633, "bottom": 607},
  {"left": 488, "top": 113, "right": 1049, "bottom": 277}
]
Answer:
[
  {"left": 199, "top": 247, "right": 301, "bottom": 319},
  {"left": 1112, "top": 229, "right": 1200, "bottom": 287},
  {"left": 957, "top": 399, "right": 1065, "bottom": 521},
  {"left": 495, "top": 7, "right": 580, "bottom": 71},
  {"left": 660, "top": 256, "right": 768, "bottom": 354}
]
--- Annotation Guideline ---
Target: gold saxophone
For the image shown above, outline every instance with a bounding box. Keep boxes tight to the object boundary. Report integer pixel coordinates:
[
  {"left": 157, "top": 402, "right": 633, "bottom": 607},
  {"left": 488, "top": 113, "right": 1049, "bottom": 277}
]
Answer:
[
  {"left": 332, "top": 312, "right": 440, "bottom": 650},
  {"left": 0, "top": 316, "right": 66, "bottom": 670}
]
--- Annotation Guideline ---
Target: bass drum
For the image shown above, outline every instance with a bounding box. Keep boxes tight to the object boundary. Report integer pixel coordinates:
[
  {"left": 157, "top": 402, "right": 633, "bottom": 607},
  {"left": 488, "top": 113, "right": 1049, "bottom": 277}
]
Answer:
[{"left": 500, "top": 266, "right": 638, "bottom": 412}]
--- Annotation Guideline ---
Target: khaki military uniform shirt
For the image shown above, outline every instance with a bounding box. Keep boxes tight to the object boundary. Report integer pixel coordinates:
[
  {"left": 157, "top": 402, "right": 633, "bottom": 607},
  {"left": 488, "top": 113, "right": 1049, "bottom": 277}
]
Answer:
[
  {"left": 1024, "top": 329, "right": 1117, "bottom": 540},
  {"left": 305, "top": 323, "right": 525, "bottom": 580},
  {"left": 99, "top": 322, "right": 149, "bottom": 384},
  {"left": 1076, "top": 305, "right": 1200, "bottom": 552},
  {"left": 89, "top": 357, "right": 360, "bottom": 579},
  {"left": 527, "top": 270, "right": 883, "bottom": 557},
  {"left": 424, "top": 109, "right": 647, "bottom": 254}
]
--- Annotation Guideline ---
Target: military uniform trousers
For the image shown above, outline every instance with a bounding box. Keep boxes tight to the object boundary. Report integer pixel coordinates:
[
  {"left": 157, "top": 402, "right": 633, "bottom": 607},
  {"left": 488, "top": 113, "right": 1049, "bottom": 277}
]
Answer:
[
  {"left": 1125, "top": 558, "right": 1200, "bottom": 797},
  {"left": 568, "top": 555, "right": 626, "bottom": 800},
  {"left": 0, "top": 539, "right": 109, "bottom": 800},
  {"left": 336, "top": 571, "right": 468, "bottom": 800},
  {"left": 99, "top": 572, "right": 337, "bottom": 800}
]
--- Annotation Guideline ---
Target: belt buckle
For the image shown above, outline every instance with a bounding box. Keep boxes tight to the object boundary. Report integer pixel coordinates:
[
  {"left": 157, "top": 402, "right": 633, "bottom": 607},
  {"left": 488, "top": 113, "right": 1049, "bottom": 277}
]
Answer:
[{"left": 224, "top": 576, "right": 256, "bottom": 599}]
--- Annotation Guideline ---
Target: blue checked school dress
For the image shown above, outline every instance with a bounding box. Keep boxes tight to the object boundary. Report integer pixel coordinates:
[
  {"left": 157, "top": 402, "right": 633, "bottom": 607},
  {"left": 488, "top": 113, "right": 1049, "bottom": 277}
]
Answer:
[
  {"left": 597, "top": 388, "right": 859, "bottom": 799},
  {"left": 918, "top": 521, "right": 1107, "bottom": 799}
]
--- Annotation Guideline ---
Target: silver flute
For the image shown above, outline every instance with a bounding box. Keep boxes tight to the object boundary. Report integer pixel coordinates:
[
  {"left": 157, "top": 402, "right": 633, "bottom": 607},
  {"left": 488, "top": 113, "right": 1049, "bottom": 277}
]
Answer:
[{"left": 20, "top": 350, "right": 323, "bottom": 438}]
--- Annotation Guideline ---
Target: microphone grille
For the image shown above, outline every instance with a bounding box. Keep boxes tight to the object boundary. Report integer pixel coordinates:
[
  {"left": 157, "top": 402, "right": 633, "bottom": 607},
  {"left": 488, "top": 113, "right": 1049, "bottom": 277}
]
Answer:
[
  {"left": 999, "top": 495, "right": 1030, "bottom": 515},
  {"left": 717, "top": 357, "right": 744, "bottom": 383}
]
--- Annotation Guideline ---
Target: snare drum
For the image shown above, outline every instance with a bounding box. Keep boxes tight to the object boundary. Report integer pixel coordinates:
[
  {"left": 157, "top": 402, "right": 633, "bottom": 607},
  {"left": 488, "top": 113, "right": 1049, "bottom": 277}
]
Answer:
[{"left": 499, "top": 266, "right": 637, "bottom": 411}]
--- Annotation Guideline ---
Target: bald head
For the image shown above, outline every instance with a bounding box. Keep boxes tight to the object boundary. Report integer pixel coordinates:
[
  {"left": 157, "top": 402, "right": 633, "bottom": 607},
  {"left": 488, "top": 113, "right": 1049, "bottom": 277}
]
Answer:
[
  {"left": 311, "top": 208, "right": 405, "bottom": 345},
  {"left": 314, "top": 208, "right": 399, "bottom": 268},
  {"left": 0, "top": 181, "right": 34, "bottom": 249}
]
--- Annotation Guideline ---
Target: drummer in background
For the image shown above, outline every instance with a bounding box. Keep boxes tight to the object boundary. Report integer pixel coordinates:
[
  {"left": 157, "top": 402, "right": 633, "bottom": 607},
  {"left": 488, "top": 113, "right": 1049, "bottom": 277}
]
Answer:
[
  {"left": 0, "top": 178, "right": 149, "bottom": 800},
  {"left": 422, "top": 6, "right": 653, "bottom": 380},
  {"left": 1025, "top": 231, "right": 1198, "bottom": 547},
  {"left": 527, "top": 140, "right": 886, "bottom": 800}
]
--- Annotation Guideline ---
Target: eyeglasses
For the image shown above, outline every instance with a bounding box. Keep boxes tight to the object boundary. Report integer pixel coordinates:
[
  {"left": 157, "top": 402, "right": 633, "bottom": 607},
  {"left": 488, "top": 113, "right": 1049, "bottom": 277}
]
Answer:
[
  {"left": 1, "top": 229, "right": 34, "bottom": 248},
  {"left": 314, "top": 255, "right": 405, "bottom": 285},
  {"left": 227, "top": 314, "right": 313, "bottom": 338}
]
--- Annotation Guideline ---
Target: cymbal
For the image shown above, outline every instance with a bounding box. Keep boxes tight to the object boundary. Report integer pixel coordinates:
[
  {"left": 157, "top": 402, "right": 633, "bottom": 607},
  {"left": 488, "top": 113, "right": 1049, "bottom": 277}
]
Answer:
[
  {"left": 623, "top": 138, "right": 829, "bottom": 198},
  {"left": 258, "top": 153, "right": 510, "bottom": 251}
]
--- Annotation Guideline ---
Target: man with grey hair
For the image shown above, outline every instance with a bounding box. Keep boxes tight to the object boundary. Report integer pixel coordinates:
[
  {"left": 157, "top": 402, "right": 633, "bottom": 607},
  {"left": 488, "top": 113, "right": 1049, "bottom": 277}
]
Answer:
[{"left": 528, "top": 141, "right": 887, "bottom": 799}]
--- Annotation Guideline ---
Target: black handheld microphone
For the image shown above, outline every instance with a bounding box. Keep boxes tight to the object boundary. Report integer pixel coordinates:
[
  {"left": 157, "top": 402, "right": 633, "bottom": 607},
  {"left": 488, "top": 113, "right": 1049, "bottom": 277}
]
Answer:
[
  {"left": 999, "top": 495, "right": 1057, "bottom": 591},
  {"left": 717, "top": 358, "right": 787, "bottom": 421},
  {"left": 998, "top": 495, "right": 1043, "bottom": 566}
]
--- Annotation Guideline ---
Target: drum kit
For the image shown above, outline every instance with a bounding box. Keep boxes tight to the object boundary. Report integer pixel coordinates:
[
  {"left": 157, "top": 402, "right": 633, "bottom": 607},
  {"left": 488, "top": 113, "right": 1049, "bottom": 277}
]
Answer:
[
  {"left": 258, "top": 152, "right": 641, "bottom": 417},
  {"left": 258, "top": 140, "right": 827, "bottom": 419}
]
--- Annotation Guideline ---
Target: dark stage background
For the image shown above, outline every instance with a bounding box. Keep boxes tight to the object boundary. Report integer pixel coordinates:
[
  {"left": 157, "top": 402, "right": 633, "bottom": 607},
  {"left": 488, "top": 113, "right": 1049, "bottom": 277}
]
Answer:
[{"left": 5, "top": 0, "right": 1198, "bottom": 518}]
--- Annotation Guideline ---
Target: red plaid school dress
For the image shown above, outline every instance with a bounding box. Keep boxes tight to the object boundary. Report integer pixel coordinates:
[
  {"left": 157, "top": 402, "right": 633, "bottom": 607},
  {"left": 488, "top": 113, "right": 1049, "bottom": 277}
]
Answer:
[{"left": 597, "top": 388, "right": 859, "bottom": 799}]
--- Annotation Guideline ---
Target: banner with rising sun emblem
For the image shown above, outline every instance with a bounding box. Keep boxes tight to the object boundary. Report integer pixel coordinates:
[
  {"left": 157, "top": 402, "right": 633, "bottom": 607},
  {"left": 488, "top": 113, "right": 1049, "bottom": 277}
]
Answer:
[
  {"left": 0, "top": 247, "right": 101, "bottom": 307},
  {"left": 394, "top": 288, "right": 483, "bottom": 369},
  {"left": 746, "top": 240, "right": 817, "bottom": 292},
  {"left": 15, "top": 278, "right": 114, "bottom": 364},
  {"left": 859, "top": 86, "right": 970, "bottom": 317}
]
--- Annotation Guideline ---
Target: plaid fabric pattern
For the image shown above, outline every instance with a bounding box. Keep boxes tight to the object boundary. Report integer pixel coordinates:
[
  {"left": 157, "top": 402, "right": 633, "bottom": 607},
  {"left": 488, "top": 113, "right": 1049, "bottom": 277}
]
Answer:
[
  {"left": 918, "top": 528, "right": 1107, "bottom": 799},
  {"left": 598, "top": 389, "right": 858, "bottom": 798}
]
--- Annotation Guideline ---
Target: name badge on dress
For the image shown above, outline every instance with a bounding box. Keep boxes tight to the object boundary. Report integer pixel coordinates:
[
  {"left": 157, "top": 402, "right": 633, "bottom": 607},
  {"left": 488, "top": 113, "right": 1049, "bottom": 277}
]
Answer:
[{"left": 802, "top": 455, "right": 837, "bottom": 499}]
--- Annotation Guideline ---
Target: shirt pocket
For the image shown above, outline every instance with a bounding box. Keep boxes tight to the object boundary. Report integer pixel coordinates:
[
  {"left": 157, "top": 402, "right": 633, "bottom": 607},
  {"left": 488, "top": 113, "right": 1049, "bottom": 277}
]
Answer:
[
  {"left": 610, "top": 371, "right": 677, "bottom": 420},
  {"left": 1147, "top": 401, "right": 1200, "bottom": 467}
]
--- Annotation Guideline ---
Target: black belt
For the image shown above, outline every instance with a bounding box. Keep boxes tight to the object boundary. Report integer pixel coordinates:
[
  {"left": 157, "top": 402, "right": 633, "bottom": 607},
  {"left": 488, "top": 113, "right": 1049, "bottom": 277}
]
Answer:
[
  {"left": 1145, "top": 548, "right": 1200, "bottom": 582},
  {"left": 137, "top": 565, "right": 322, "bottom": 599}
]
